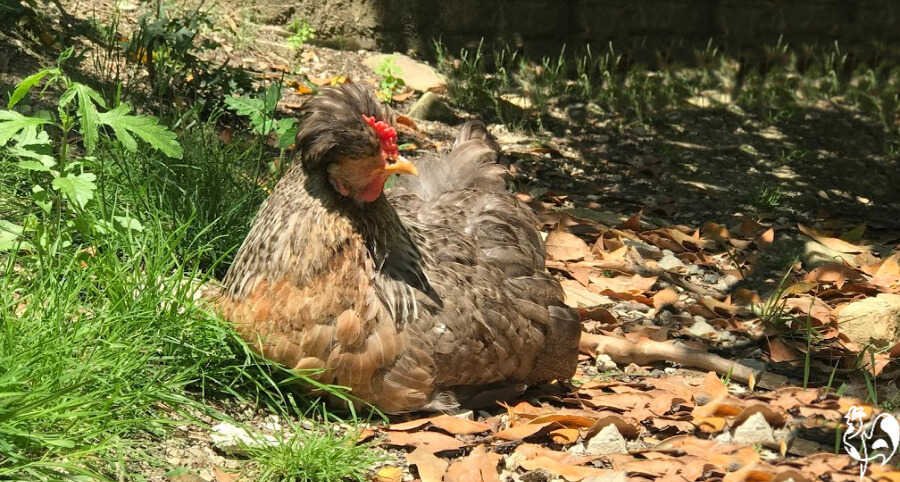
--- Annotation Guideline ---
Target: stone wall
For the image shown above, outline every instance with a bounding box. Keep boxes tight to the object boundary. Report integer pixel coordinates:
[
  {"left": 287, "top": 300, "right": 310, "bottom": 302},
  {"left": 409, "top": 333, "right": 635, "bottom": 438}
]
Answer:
[{"left": 286, "top": 0, "right": 899, "bottom": 63}]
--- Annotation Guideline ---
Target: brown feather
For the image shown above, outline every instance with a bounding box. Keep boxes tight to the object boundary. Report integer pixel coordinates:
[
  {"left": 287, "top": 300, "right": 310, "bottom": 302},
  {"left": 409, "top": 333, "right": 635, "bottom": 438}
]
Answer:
[{"left": 214, "top": 84, "right": 580, "bottom": 413}]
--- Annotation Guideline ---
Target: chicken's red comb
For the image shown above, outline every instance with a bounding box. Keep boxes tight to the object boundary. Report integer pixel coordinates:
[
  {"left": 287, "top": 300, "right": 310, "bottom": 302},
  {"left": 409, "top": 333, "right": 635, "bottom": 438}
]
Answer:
[{"left": 362, "top": 114, "right": 398, "bottom": 158}]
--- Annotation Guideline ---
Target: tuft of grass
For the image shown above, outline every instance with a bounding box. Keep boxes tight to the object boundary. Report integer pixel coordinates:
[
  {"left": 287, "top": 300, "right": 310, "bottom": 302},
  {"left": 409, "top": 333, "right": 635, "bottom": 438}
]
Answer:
[{"left": 246, "top": 418, "right": 389, "bottom": 482}]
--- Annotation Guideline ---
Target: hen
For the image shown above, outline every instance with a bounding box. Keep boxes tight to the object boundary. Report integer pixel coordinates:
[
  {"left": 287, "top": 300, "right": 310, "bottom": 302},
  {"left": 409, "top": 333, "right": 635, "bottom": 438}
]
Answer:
[{"left": 217, "top": 84, "right": 580, "bottom": 413}]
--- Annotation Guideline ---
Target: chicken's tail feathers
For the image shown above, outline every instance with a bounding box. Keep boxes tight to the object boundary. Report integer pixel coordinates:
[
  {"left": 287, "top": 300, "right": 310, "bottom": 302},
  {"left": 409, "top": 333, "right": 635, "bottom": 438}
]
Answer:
[{"left": 453, "top": 120, "right": 501, "bottom": 152}]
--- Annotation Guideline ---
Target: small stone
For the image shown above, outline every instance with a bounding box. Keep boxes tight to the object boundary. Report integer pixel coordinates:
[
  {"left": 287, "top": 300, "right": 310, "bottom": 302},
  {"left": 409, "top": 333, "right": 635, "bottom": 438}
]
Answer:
[
  {"left": 658, "top": 253, "right": 685, "bottom": 271},
  {"left": 732, "top": 412, "right": 775, "bottom": 445},
  {"left": 837, "top": 293, "right": 900, "bottom": 346},
  {"left": 407, "top": 92, "right": 457, "bottom": 123},
  {"left": 686, "top": 318, "right": 716, "bottom": 338},
  {"left": 210, "top": 422, "right": 278, "bottom": 456},
  {"left": 714, "top": 430, "right": 733, "bottom": 444},
  {"left": 585, "top": 424, "right": 627, "bottom": 455},
  {"left": 595, "top": 354, "right": 617, "bottom": 371},
  {"left": 623, "top": 363, "right": 649, "bottom": 376}
]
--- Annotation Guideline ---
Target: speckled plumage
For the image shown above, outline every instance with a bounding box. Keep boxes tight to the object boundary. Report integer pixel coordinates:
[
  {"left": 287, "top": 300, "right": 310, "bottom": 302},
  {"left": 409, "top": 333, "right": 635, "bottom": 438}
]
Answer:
[{"left": 217, "top": 84, "right": 580, "bottom": 413}]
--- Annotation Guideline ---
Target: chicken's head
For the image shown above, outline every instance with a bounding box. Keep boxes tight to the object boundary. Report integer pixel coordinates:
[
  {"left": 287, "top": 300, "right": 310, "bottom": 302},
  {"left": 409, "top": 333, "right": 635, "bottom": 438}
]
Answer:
[{"left": 295, "top": 83, "right": 417, "bottom": 203}]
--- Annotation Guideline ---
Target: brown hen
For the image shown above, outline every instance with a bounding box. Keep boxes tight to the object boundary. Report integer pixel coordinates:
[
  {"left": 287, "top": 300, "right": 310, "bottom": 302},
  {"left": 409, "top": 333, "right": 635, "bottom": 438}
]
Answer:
[{"left": 217, "top": 84, "right": 580, "bottom": 413}]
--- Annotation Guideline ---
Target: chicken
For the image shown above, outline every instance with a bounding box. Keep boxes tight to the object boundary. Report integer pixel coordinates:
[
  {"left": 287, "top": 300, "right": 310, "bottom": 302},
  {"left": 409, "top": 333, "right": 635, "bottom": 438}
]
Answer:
[{"left": 217, "top": 84, "right": 580, "bottom": 413}]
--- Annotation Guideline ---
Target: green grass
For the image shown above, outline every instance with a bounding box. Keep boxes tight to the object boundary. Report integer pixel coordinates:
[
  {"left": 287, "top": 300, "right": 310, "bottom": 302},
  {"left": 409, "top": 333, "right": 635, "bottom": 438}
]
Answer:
[
  {"left": 0, "top": 106, "right": 378, "bottom": 478},
  {"left": 245, "top": 417, "right": 389, "bottom": 482},
  {"left": 434, "top": 38, "right": 900, "bottom": 137}
]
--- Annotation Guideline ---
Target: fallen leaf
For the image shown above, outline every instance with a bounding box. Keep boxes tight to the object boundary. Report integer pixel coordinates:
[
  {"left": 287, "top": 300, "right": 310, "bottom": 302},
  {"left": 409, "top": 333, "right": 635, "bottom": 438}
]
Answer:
[
  {"left": 767, "top": 338, "right": 802, "bottom": 364},
  {"left": 798, "top": 224, "right": 869, "bottom": 254},
  {"left": 652, "top": 287, "right": 679, "bottom": 311},
  {"left": 429, "top": 414, "right": 491, "bottom": 435},
  {"left": 757, "top": 227, "right": 775, "bottom": 246},
  {"left": 494, "top": 421, "right": 555, "bottom": 441},
  {"left": 515, "top": 445, "right": 611, "bottom": 481},
  {"left": 407, "top": 447, "right": 449, "bottom": 482},
  {"left": 213, "top": 467, "right": 239, "bottom": 482},
  {"left": 621, "top": 210, "right": 644, "bottom": 231},
  {"left": 444, "top": 445, "right": 501, "bottom": 482},
  {"left": 374, "top": 466, "right": 404, "bottom": 482},
  {"left": 383, "top": 430, "right": 465, "bottom": 453},
  {"left": 589, "top": 274, "right": 657, "bottom": 295},
  {"left": 694, "top": 416, "right": 727, "bottom": 432},
  {"left": 546, "top": 231, "right": 591, "bottom": 262},
  {"left": 549, "top": 428, "right": 580, "bottom": 444}
]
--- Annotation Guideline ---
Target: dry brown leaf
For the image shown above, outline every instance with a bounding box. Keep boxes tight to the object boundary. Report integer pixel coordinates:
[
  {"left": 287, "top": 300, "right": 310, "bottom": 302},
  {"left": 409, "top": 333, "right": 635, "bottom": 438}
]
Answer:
[
  {"left": 805, "top": 263, "right": 859, "bottom": 289},
  {"left": 699, "top": 295, "right": 738, "bottom": 316},
  {"left": 429, "top": 414, "right": 491, "bottom": 435},
  {"left": 732, "top": 404, "right": 787, "bottom": 428},
  {"left": 392, "top": 88, "right": 415, "bottom": 102},
  {"left": 407, "top": 447, "right": 449, "bottom": 482},
  {"left": 589, "top": 274, "right": 658, "bottom": 295},
  {"left": 529, "top": 414, "right": 597, "bottom": 428},
  {"left": 549, "top": 428, "right": 580, "bottom": 444},
  {"left": 389, "top": 417, "right": 434, "bottom": 431},
  {"left": 870, "top": 252, "right": 900, "bottom": 291},
  {"left": 444, "top": 445, "right": 501, "bottom": 482},
  {"left": 585, "top": 416, "right": 640, "bottom": 439},
  {"left": 767, "top": 337, "right": 803, "bottom": 364},
  {"left": 515, "top": 444, "right": 611, "bottom": 481},
  {"left": 213, "top": 467, "right": 239, "bottom": 482},
  {"left": 621, "top": 210, "right": 644, "bottom": 231},
  {"left": 383, "top": 430, "right": 465, "bottom": 453},
  {"left": 649, "top": 417, "right": 695, "bottom": 433},
  {"left": 694, "top": 415, "right": 727, "bottom": 432},
  {"left": 494, "top": 421, "right": 554, "bottom": 441},
  {"left": 798, "top": 224, "right": 869, "bottom": 254},
  {"left": 702, "top": 221, "right": 731, "bottom": 242},
  {"left": 374, "top": 466, "right": 404, "bottom": 482},
  {"left": 652, "top": 287, "right": 679, "bottom": 311},
  {"left": 738, "top": 218, "right": 766, "bottom": 238},
  {"left": 546, "top": 231, "right": 591, "bottom": 262},
  {"left": 733, "top": 288, "right": 761, "bottom": 306},
  {"left": 561, "top": 279, "right": 612, "bottom": 308},
  {"left": 783, "top": 295, "right": 832, "bottom": 325},
  {"left": 757, "top": 227, "right": 775, "bottom": 246}
]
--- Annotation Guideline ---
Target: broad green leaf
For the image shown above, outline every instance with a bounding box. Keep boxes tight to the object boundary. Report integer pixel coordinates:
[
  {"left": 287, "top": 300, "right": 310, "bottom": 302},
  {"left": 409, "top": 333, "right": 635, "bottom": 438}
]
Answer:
[
  {"left": 52, "top": 172, "right": 97, "bottom": 210},
  {"left": 32, "top": 185, "right": 52, "bottom": 214},
  {"left": 0, "top": 220, "right": 30, "bottom": 251},
  {"left": 224, "top": 94, "right": 264, "bottom": 118},
  {"left": 275, "top": 118, "right": 298, "bottom": 149},
  {"left": 97, "top": 104, "right": 183, "bottom": 159},
  {"left": 8, "top": 68, "right": 57, "bottom": 108},
  {"left": 63, "top": 83, "right": 106, "bottom": 153},
  {"left": 16, "top": 160, "right": 51, "bottom": 172},
  {"left": 0, "top": 110, "right": 51, "bottom": 146},
  {"left": 114, "top": 216, "right": 144, "bottom": 232}
]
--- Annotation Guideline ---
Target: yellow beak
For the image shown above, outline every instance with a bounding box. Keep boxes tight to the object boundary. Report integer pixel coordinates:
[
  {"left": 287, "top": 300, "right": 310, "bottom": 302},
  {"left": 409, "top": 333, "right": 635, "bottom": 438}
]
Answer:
[{"left": 383, "top": 155, "right": 418, "bottom": 176}]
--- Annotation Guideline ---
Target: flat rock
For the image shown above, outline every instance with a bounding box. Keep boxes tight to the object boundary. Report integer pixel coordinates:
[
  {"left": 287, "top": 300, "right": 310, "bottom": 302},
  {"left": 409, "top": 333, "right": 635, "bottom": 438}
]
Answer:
[
  {"left": 210, "top": 422, "right": 278, "bottom": 456},
  {"left": 363, "top": 53, "right": 446, "bottom": 92},
  {"left": 585, "top": 423, "right": 627, "bottom": 455},
  {"left": 837, "top": 293, "right": 900, "bottom": 346},
  {"left": 732, "top": 412, "right": 775, "bottom": 445},
  {"left": 408, "top": 92, "right": 457, "bottom": 123}
]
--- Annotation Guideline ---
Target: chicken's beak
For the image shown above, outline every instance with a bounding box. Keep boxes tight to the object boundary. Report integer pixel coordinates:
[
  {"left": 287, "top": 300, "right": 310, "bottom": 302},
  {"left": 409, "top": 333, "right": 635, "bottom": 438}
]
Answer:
[{"left": 383, "top": 155, "right": 418, "bottom": 176}]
